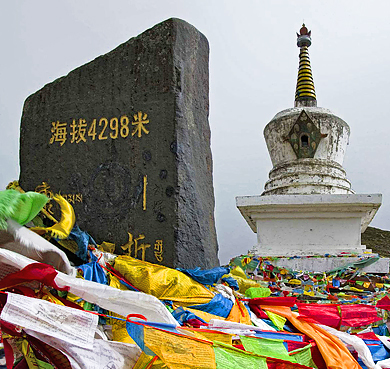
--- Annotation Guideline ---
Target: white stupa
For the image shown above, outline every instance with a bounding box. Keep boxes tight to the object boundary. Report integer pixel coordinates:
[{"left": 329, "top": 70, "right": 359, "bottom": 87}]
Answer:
[{"left": 236, "top": 25, "right": 388, "bottom": 272}]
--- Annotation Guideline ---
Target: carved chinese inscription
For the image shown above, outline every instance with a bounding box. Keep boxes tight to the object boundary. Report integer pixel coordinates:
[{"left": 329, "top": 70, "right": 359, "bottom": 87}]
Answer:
[
  {"left": 49, "top": 112, "right": 149, "bottom": 146},
  {"left": 121, "top": 232, "right": 164, "bottom": 263}
]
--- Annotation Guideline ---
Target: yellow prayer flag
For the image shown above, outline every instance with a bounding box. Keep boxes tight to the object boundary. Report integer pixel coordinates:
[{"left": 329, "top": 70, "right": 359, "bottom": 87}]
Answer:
[
  {"left": 185, "top": 329, "right": 233, "bottom": 345},
  {"left": 114, "top": 256, "right": 214, "bottom": 305},
  {"left": 143, "top": 325, "right": 216, "bottom": 369}
]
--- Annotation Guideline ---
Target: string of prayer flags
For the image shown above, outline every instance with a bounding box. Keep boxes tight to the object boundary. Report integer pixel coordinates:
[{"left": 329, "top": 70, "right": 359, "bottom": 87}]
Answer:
[{"left": 2, "top": 181, "right": 390, "bottom": 368}]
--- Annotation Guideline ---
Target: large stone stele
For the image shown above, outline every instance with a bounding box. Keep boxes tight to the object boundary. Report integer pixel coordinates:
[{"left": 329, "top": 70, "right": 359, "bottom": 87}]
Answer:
[{"left": 19, "top": 18, "right": 219, "bottom": 269}]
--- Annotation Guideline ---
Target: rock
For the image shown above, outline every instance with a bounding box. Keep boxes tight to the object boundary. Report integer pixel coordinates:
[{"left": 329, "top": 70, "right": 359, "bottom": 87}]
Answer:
[
  {"left": 19, "top": 18, "right": 219, "bottom": 268},
  {"left": 362, "top": 226, "right": 390, "bottom": 257}
]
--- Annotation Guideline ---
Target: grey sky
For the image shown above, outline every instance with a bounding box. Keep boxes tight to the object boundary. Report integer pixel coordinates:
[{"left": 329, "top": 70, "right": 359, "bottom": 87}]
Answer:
[{"left": 1, "top": 1, "right": 390, "bottom": 265}]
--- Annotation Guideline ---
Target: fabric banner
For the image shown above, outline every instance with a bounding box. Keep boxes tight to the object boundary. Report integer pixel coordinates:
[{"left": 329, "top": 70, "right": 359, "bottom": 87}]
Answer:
[
  {"left": 0, "top": 249, "right": 178, "bottom": 325},
  {"left": 245, "top": 287, "right": 271, "bottom": 298},
  {"left": 208, "top": 318, "right": 275, "bottom": 334},
  {"left": 172, "top": 306, "right": 208, "bottom": 326},
  {"left": 4, "top": 219, "right": 75, "bottom": 276},
  {"left": 189, "top": 294, "right": 233, "bottom": 318},
  {"left": 265, "top": 310, "right": 287, "bottom": 331},
  {"left": 339, "top": 305, "right": 381, "bottom": 327},
  {"left": 249, "top": 296, "right": 297, "bottom": 307},
  {"left": 0, "top": 190, "right": 48, "bottom": 229},
  {"left": 1, "top": 292, "right": 98, "bottom": 349},
  {"left": 0, "top": 261, "right": 63, "bottom": 291},
  {"left": 32, "top": 194, "right": 75, "bottom": 240},
  {"left": 21, "top": 339, "right": 54, "bottom": 369},
  {"left": 298, "top": 303, "right": 341, "bottom": 328},
  {"left": 254, "top": 331, "right": 304, "bottom": 342},
  {"left": 77, "top": 259, "right": 107, "bottom": 285},
  {"left": 299, "top": 303, "right": 381, "bottom": 329},
  {"left": 175, "top": 306, "right": 228, "bottom": 324},
  {"left": 26, "top": 329, "right": 141, "bottom": 369},
  {"left": 318, "top": 324, "right": 377, "bottom": 369},
  {"left": 213, "top": 342, "right": 268, "bottom": 369},
  {"left": 261, "top": 305, "right": 362, "bottom": 369},
  {"left": 27, "top": 333, "right": 73, "bottom": 368},
  {"left": 224, "top": 268, "right": 260, "bottom": 294},
  {"left": 177, "top": 266, "right": 230, "bottom": 285},
  {"left": 240, "top": 335, "right": 293, "bottom": 362},
  {"left": 126, "top": 321, "right": 216, "bottom": 369},
  {"left": 376, "top": 296, "right": 390, "bottom": 311},
  {"left": 67, "top": 224, "right": 97, "bottom": 262},
  {"left": 114, "top": 256, "right": 214, "bottom": 305},
  {"left": 289, "top": 344, "right": 317, "bottom": 368},
  {"left": 225, "top": 300, "right": 252, "bottom": 325},
  {"left": 362, "top": 339, "right": 390, "bottom": 363},
  {"left": 183, "top": 328, "right": 233, "bottom": 345}
]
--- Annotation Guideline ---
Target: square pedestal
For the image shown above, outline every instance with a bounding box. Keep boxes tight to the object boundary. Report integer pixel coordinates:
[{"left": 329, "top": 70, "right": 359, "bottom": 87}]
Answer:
[
  {"left": 236, "top": 194, "right": 382, "bottom": 257},
  {"left": 268, "top": 255, "right": 389, "bottom": 274}
]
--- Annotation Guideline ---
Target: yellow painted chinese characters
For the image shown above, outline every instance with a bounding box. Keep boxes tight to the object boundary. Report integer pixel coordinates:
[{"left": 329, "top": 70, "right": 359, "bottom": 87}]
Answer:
[
  {"left": 132, "top": 111, "right": 149, "bottom": 138},
  {"left": 49, "top": 111, "right": 149, "bottom": 146},
  {"left": 121, "top": 233, "right": 164, "bottom": 263},
  {"left": 70, "top": 119, "right": 87, "bottom": 143},
  {"left": 121, "top": 232, "right": 151, "bottom": 261},
  {"left": 49, "top": 121, "right": 67, "bottom": 146}
]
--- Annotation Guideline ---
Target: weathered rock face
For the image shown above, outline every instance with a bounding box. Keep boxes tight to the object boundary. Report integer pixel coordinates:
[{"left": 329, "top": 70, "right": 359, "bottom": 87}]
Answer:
[
  {"left": 19, "top": 18, "right": 219, "bottom": 268},
  {"left": 362, "top": 226, "right": 390, "bottom": 257}
]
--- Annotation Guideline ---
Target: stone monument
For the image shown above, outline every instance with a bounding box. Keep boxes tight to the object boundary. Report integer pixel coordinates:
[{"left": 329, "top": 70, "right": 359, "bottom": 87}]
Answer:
[
  {"left": 19, "top": 18, "right": 219, "bottom": 269},
  {"left": 236, "top": 25, "right": 388, "bottom": 272}
]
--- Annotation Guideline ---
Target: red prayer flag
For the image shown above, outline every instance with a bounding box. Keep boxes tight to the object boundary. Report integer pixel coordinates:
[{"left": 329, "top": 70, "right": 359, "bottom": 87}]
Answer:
[
  {"left": 248, "top": 297, "right": 297, "bottom": 307},
  {"left": 377, "top": 295, "right": 390, "bottom": 310},
  {"left": 297, "top": 303, "right": 341, "bottom": 328},
  {"left": 0, "top": 263, "right": 64, "bottom": 291},
  {"left": 339, "top": 304, "right": 381, "bottom": 327}
]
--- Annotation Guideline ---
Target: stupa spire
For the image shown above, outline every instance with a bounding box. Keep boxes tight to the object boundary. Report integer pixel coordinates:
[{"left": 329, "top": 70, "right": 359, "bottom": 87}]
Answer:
[{"left": 295, "top": 24, "right": 317, "bottom": 107}]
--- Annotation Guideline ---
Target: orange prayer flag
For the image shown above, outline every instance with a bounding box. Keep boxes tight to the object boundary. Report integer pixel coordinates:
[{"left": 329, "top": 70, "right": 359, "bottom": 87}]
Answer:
[{"left": 261, "top": 305, "right": 362, "bottom": 369}]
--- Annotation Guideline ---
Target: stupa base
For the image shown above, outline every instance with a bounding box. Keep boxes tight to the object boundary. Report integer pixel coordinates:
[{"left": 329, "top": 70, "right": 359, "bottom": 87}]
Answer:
[
  {"left": 236, "top": 193, "right": 385, "bottom": 272},
  {"left": 250, "top": 252, "right": 389, "bottom": 273}
]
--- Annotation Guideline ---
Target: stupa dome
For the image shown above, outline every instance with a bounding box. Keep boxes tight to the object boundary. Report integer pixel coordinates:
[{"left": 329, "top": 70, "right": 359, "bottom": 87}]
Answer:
[{"left": 262, "top": 25, "right": 353, "bottom": 195}]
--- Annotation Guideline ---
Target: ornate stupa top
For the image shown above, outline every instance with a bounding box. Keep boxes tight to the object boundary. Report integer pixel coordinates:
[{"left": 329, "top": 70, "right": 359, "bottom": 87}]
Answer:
[
  {"left": 261, "top": 24, "right": 353, "bottom": 196},
  {"left": 295, "top": 24, "right": 317, "bottom": 107}
]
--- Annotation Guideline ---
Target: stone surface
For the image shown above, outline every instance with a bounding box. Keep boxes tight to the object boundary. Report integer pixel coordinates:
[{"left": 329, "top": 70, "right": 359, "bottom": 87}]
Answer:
[
  {"left": 19, "top": 18, "right": 219, "bottom": 269},
  {"left": 270, "top": 255, "right": 389, "bottom": 274},
  {"left": 362, "top": 226, "right": 390, "bottom": 257},
  {"left": 236, "top": 194, "right": 382, "bottom": 256}
]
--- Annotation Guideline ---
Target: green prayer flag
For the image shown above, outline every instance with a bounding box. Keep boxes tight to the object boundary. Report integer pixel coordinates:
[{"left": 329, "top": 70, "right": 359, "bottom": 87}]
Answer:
[
  {"left": 36, "top": 359, "right": 54, "bottom": 369},
  {"left": 245, "top": 287, "right": 271, "bottom": 298},
  {"left": 328, "top": 256, "right": 380, "bottom": 274},
  {"left": 265, "top": 311, "right": 286, "bottom": 331},
  {"left": 289, "top": 344, "right": 317, "bottom": 368},
  {"left": 83, "top": 301, "right": 94, "bottom": 311},
  {"left": 0, "top": 190, "right": 48, "bottom": 229},
  {"left": 240, "top": 336, "right": 294, "bottom": 362},
  {"left": 213, "top": 342, "right": 267, "bottom": 369}
]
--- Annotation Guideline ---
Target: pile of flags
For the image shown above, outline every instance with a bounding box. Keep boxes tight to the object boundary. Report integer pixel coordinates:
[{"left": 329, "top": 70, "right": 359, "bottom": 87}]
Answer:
[{"left": 1, "top": 187, "right": 390, "bottom": 368}]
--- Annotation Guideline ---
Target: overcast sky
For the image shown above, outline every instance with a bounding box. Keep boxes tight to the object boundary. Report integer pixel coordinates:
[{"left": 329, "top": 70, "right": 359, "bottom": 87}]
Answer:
[{"left": 2, "top": 1, "right": 390, "bottom": 265}]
